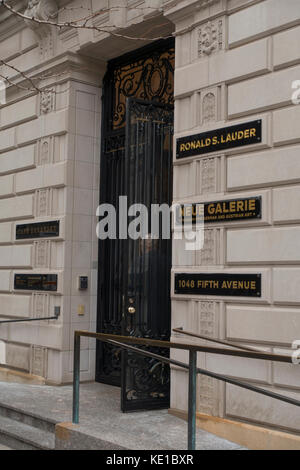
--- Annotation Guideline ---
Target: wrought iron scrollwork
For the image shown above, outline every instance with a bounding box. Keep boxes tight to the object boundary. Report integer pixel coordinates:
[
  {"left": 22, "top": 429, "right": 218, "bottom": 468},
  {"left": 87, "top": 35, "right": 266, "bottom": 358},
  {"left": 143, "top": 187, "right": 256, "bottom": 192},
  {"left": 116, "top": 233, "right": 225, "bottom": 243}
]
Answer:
[
  {"left": 125, "top": 346, "right": 170, "bottom": 402},
  {"left": 104, "top": 134, "right": 126, "bottom": 154},
  {"left": 112, "top": 48, "right": 175, "bottom": 129},
  {"left": 97, "top": 40, "right": 174, "bottom": 401},
  {"left": 101, "top": 321, "right": 123, "bottom": 378},
  {"left": 127, "top": 98, "right": 174, "bottom": 127}
]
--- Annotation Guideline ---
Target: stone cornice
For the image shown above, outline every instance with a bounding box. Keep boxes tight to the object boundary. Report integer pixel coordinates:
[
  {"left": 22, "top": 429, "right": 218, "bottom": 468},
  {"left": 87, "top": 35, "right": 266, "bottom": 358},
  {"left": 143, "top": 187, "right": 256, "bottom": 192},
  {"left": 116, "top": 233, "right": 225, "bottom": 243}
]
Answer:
[
  {"left": 164, "top": 0, "right": 220, "bottom": 21},
  {"left": 164, "top": 0, "right": 264, "bottom": 23},
  {"left": 3, "top": 51, "right": 106, "bottom": 92},
  {"left": 0, "top": 1, "right": 26, "bottom": 40},
  {"left": 24, "top": 0, "right": 58, "bottom": 36}
]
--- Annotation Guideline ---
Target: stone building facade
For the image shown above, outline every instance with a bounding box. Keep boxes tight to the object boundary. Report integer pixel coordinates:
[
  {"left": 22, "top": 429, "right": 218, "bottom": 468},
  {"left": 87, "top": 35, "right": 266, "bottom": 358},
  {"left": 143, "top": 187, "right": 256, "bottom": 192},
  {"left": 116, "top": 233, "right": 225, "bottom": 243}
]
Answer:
[{"left": 0, "top": 0, "right": 299, "bottom": 435}]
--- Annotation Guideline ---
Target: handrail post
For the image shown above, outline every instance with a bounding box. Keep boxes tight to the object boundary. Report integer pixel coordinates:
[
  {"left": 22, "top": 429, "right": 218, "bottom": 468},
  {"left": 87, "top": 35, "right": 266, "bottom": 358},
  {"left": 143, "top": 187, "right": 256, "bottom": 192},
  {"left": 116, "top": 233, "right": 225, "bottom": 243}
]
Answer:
[
  {"left": 188, "top": 349, "right": 197, "bottom": 450},
  {"left": 72, "top": 333, "right": 81, "bottom": 424}
]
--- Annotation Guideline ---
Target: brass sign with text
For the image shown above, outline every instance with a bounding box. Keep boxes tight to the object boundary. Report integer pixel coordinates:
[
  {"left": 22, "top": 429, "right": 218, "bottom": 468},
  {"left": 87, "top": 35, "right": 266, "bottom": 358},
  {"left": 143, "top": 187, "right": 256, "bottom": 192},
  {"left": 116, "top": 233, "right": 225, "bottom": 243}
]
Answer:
[
  {"left": 176, "top": 120, "right": 262, "bottom": 159},
  {"left": 14, "top": 274, "right": 58, "bottom": 292},
  {"left": 16, "top": 221, "right": 60, "bottom": 240},
  {"left": 176, "top": 197, "right": 262, "bottom": 224},
  {"left": 175, "top": 273, "right": 261, "bottom": 297}
]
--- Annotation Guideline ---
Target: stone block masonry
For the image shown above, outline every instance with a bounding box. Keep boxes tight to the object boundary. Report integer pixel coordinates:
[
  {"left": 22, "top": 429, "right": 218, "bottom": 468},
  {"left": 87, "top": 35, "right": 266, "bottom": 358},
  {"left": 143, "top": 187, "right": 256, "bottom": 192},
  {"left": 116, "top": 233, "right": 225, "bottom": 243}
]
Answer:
[
  {"left": 169, "top": 0, "right": 300, "bottom": 433},
  {"left": 0, "top": 0, "right": 299, "bottom": 437}
]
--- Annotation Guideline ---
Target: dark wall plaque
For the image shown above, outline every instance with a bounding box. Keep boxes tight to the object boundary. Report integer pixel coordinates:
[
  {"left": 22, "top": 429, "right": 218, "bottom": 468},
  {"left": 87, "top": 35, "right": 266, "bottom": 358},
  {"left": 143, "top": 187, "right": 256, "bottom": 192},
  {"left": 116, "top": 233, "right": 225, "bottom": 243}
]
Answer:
[
  {"left": 16, "top": 221, "right": 60, "bottom": 240},
  {"left": 176, "top": 197, "right": 262, "bottom": 224},
  {"left": 14, "top": 274, "right": 58, "bottom": 292},
  {"left": 176, "top": 120, "right": 262, "bottom": 159},
  {"left": 175, "top": 273, "right": 261, "bottom": 297}
]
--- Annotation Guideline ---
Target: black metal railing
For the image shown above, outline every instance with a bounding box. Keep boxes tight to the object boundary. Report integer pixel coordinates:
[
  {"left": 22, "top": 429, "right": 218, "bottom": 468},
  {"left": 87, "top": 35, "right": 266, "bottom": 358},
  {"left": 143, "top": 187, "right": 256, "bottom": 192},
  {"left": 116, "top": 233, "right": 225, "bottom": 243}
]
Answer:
[
  {"left": 173, "top": 327, "right": 265, "bottom": 352},
  {"left": 0, "top": 307, "right": 60, "bottom": 324},
  {"left": 0, "top": 316, "right": 59, "bottom": 324},
  {"left": 72, "top": 330, "right": 300, "bottom": 450}
]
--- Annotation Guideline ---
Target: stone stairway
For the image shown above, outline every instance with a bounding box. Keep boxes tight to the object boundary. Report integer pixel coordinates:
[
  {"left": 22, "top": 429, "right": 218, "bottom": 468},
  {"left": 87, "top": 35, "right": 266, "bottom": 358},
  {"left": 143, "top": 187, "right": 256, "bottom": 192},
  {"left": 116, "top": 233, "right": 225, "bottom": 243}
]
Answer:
[
  {"left": 0, "top": 402, "right": 56, "bottom": 450},
  {"left": 0, "top": 381, "right": 245, "bottom": 450}
]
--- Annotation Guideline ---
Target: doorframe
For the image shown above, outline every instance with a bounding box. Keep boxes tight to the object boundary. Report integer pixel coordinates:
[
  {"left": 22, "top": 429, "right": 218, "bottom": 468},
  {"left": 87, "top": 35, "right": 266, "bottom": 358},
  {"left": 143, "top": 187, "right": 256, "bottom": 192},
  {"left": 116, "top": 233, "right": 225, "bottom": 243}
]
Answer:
[{"left": 96, "top": 38, "right": 175, "bottom": 386}]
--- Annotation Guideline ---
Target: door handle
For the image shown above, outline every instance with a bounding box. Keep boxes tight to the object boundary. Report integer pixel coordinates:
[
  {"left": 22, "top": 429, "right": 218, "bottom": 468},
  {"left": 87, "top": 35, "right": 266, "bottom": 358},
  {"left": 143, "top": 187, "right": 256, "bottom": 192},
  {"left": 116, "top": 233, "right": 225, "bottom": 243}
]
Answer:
[{"left": 128, "top": 306, "right": 136, "bottom": 315}]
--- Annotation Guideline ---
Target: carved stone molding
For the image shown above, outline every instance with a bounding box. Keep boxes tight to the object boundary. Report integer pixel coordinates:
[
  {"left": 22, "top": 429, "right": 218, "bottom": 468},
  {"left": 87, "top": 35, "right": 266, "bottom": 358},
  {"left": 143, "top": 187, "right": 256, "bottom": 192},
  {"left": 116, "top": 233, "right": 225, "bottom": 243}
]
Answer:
[
  {"left": 40, "top": 34, "right": 55, "bottom": 60},
  {"left": 198, "top": 18, "right": 224, "bottom": 57},
  {"left": 202, "top": 92, "right": 216, "bottom": 123},
  {"left": 38, "top": 138, "right": 50, "bottom": 165},
  {"left": 24, "top": 0, "right": 58, "bottom": 27},
  {"left": 40, "top": 89, "right": 55, "bottom": 114},
  {"left": 35, "top": 188, "right": 52, "bottom": 217},
  {"left": 201, "top": 85, "right": 221, "bottom": 124},
  {"left": 197, "top": 300, "right": 219, "bottom": 415},
  {"left": 32, "top": 293, "right": 50, "bottom": 318},
  {"left": 144, "top": 0, "right": 164, "bottom": 18},
  {"left": 199, "top": 157, "right": 219, "bottom": 194},
  {"left": 198, "top": 229, "right": 220, "bottom": 266},
  {"left": 24, "top": 1, "right": 58, "bottom": 59},
  {"left": 198, "top": 376, "right": 217, "bottom": 415},
  {"left": 30, "top": 345, "right": 48, "bottom": 378},
  {"left": 165, "top": 0, "right": 220, "bottom": 20},
  {"left": 199, "top": 301, "right": 216, "bottom": 337},
  {"left": 34, "top": 240, "right": 51, "bottom": 268}
]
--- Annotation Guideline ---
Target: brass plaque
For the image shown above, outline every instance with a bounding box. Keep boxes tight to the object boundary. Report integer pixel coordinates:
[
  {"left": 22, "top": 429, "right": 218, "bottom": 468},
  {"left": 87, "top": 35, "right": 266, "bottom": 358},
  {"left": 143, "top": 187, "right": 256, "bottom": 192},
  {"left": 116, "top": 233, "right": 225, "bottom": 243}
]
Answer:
[
  {"left": 175, "top": 273, "right": 261, "bottom": 297},
  {"left": 176, "top": 120, "right": 262, "bottom": 159},
  {"left": 14, "top": 274, "right": 58, "bottom": 292},
  {"left": 176, "top": 197, "right": 262, "bottom": 224},
  {"left": 16, "top": 221, "right": 60, "bottom": 240}
]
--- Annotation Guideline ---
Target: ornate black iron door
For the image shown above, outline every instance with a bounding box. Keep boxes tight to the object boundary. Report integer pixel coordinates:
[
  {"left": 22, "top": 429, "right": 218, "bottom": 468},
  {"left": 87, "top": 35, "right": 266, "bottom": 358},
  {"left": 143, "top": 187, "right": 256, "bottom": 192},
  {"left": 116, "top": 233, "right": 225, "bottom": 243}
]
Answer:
[
  {"left": 96, "top": 40, "right": 175, "bottom": 409},
  {"left": 121, "top": 98, "right": 173, "bottom": 412}
]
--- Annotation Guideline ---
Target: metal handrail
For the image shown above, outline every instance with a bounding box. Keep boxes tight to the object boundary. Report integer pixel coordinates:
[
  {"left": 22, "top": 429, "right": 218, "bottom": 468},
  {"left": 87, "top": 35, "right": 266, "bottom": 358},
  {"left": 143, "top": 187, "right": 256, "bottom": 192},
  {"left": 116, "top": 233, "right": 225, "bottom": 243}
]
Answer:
[
  {"left": 73, "top": 331, "right": 300, "bottom": 450},
  {"left": 0, "top": 308, "right": 60, "bottom": 324},
  {"left": 73, "top": 331, "right": 294, "bottom": 362},
  {"left": 0, "top": 315, "right": 59, "bottom": 324},
  {"left": 173, "top": 327, "right": 267, "bottom": 353}
]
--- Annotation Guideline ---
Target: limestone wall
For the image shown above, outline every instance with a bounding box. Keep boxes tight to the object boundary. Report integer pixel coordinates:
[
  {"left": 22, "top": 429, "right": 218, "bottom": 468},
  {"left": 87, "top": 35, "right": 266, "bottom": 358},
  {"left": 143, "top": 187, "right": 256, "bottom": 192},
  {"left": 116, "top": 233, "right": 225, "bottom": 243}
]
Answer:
[
  {"left": 0, "top": 0, "right": 172, "bottom": 384},
  {"left": 0, "top": 1, "right": 104, "bottom": 383},
  {"left": 0, "top": 0, "right": 299, "bottom": 434},
  {"left": 168, "top": 0, "right": 300, "bottom": 433}
]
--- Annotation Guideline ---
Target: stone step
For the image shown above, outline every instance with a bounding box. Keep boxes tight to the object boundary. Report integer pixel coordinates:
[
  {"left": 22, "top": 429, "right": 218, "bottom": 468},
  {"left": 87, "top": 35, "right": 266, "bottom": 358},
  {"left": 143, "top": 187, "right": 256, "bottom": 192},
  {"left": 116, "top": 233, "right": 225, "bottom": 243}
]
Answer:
[
  {"left": 0, "top": 415, "right": 55, "bottom": 450},
  {"left": 0, "top": 382, "right": 246, "bottom": 450},
  {"left": 0, "top": 367, "right": 46, "bottom": 386},
  {"left": 0, "top": 402, "right": 56, "bottom": 433},
  {"left": 0, "top": 444, "right": 12, "bottom": 450}
]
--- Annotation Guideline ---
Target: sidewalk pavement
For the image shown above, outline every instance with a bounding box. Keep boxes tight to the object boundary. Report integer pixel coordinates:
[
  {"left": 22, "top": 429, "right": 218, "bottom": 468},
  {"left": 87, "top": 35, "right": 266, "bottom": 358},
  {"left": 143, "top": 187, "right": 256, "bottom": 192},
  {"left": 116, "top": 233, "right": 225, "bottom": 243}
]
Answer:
[{"left": 0, "top": 381, "right": 246, "bottom": 450}]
